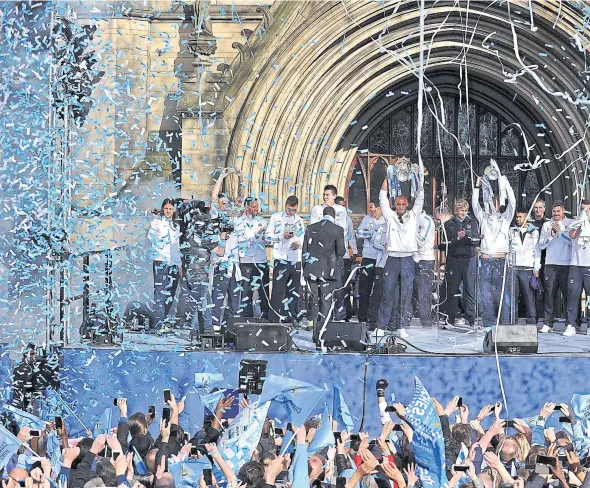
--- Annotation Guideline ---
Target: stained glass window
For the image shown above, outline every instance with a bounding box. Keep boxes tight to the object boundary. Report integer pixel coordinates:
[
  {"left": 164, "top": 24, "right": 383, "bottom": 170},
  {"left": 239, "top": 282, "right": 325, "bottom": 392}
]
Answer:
[
  {"left": 350, "top": 96, "right": 542, "bottom": 215},
  {"left": 479, "top": 112, "right": 498, "bottom": 156},
  {"left": 391, "top": 108, "right": 411, "bottom": 154}
]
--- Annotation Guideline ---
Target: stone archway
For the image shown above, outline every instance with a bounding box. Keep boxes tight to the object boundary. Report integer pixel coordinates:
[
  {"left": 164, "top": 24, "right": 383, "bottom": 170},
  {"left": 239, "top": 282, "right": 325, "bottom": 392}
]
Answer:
[{"left": 223, "top": 1, "right": 589, "bottom": 213}]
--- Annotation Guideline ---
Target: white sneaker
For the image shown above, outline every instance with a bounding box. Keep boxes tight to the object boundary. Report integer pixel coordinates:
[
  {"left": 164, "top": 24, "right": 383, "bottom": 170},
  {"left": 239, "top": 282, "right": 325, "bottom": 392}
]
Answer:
[
  {"left": 563, "top": 325, "right": 577, "bottom": 337},
  {"left": 539, "top": 324, "right": 551, "bottom": 333},
  {"left": 398, "top": 328, "right": 409, "bottom": 339}
]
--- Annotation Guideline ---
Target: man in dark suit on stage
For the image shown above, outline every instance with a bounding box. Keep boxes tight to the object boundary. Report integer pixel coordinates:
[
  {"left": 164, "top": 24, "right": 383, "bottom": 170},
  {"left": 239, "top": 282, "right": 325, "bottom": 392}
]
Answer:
[{"left": 303, "top": 206, "right": 346, "bottom": 344}]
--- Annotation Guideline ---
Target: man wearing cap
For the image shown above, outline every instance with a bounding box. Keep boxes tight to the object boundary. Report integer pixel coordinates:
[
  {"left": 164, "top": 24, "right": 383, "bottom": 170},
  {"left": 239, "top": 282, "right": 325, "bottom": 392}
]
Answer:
[
  {"left": 509, "top": 210, "right": 541, "bottom": 323},
  {"left": 537, "top": 200, "right": 573, "bottom": 334}
]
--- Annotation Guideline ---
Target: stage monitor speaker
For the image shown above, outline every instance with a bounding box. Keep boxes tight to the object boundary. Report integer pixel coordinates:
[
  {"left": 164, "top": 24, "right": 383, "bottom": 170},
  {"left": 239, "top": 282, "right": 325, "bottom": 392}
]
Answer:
[
  {"left": 483, "top": 325, "right": 538, "bottom": 354},
  {"left": 320, "top": 322, "right": 368, "bottom": 351},
  {"left": 225, "top": 316, "right": 269, "bottom": 343},
  {"left": 234, "top": 323, "right": 291, "bottom": 352}
]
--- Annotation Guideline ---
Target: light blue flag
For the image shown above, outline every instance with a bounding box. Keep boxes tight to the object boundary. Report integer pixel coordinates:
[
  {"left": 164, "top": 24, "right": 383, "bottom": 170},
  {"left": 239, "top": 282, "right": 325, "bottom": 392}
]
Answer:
[
  {"left": 199, "top": 388, "right": 226, "bottom": 414},
  {"left": 46, "top": 431, "right": 62, "bottom": 473},
  {"left": 0, "top": 424, "right": 22, "bottom": 470},
  {"left": 93, "top": 407, "right": 113, "bottom": 436},
  {"left": 404, "top": 376, "right": 448, "bottom": 488},
  {"left": 258, "top": 375, "right": 325, "bottom": 426},
  {"left": 219, "top": 400, "right": 271, "bottom": 474},
  {"left": 169, "top": 457, "right": 212, "bottom": 488},
  {"left": 333, "top": 385, "right": 354, "bottom": 433},
  {"left": 195, "top": 373, "right": 224, "bottom": 390},
  {"left": 37, "top": 390, "right": 62, "bottom": 420},
  {"left": 455, "top": 443, "right": 470, "bottom": 486},
  {"left": 4, "top": 405, "right": 46, "bottom": 430},
  {"left": 571, "top": 394, "right": 590, "bottom": 419},
  {"left": 308, "top": 406, "right": 335, "bottom": 454},
  {"left": 133, "top": 447, "right": 149, "bottom": 476}
]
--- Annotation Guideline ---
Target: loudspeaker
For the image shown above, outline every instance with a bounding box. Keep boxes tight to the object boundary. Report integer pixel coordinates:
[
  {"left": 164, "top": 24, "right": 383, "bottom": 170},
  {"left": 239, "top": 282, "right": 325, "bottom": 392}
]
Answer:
[
  {"left": 234, "top": 323, "right": 291, "bottom": 352},
  {"left": 198, "top": 333, "right": 225, "bottom": 350},
  {"left": 483, "top": 325, "right": 538, "bottom": 354},
  {"left": 225, "top": 316, "right": 268, "bottom": 343},
  {"left": 319, "top": 322, "right": 368, "bottom": 351}
]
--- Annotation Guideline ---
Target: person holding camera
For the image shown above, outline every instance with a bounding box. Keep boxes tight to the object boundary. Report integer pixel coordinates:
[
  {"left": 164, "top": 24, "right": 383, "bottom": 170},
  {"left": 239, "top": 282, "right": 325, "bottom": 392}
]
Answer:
[
  {"left": 265, "top": 196, "right": 305, "bottom": 325},
  {"left": 175, "top": 200, "right": 222, "bottom": 334},
  {"left": 148, "top": 198, "right": 182, "bottom": 332}
]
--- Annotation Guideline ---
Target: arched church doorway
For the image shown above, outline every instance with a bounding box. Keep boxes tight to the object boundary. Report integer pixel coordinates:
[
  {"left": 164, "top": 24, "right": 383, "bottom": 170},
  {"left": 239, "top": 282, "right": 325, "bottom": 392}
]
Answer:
[{"left": 345, "top": 94, "right": 543, "bottom": 217}]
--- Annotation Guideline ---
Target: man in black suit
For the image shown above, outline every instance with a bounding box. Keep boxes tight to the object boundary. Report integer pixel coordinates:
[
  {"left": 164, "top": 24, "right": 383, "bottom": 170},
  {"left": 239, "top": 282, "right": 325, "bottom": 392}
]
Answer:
[{"left": 303, "top": 206, "right": 346, "bottom": 344}]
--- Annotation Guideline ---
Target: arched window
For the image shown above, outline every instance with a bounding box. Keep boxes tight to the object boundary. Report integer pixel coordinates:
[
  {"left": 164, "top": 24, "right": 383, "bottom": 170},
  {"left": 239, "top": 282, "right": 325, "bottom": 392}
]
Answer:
[{"left": 346, "top": 95, "right": 542, "bottom": 215}]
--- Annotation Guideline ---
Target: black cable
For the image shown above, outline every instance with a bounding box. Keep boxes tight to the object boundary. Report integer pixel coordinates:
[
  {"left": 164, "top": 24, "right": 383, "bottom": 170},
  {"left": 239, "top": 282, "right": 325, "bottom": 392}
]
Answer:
[{"left": 358, "top": 361, "right": 369, "bottom": 432}]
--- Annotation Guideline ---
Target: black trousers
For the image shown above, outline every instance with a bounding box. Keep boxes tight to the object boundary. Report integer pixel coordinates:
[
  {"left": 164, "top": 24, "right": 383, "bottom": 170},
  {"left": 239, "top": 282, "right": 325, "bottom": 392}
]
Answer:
[
  {"left": 440, "top": 256, "right": 476, "bottom": 325},
  {"left": 333, "top": 258, "right": 352, "bottom": 321},
  {"left": 239, "top": 262, "right": 270, "bottom": 319},
  {"left": 566, "top": 266, "right": 590, "bottom": 326},
  {"left": 367, "top": 267, "right": 384, "bottom": 328},
  {"left": 269, "top": 260, "right": 302, "bottom": 323},
  {"left": 515, "top": 268, "right": 536, "bottom": 322},
  {"left": 307, "top": 277, "right": 338, "bottom": 343},
  {"left": 358, "top": 258, "right": 377, "bottom": 322},
  {"left": 543, "top": 264, "right": 569, "bottom": 324}
]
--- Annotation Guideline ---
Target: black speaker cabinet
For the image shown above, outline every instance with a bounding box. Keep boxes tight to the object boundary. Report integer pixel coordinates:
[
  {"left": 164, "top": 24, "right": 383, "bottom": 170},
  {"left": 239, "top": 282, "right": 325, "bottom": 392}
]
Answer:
[
  {"left": 483, "top": 325, "right": 538, "bottom": 354},
  {"left": 234, "top": 323, "right": 291, "bottom": 352},
  {"left": 319, "top": 322, "right": 368, "bottom": 351}
]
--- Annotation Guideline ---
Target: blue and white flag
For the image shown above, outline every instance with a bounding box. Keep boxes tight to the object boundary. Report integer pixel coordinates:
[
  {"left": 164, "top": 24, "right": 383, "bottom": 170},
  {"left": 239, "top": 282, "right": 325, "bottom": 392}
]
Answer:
[
  {"left": 199, "top": 388, "right": 227, "bottom": 414},
  {"left": 333, "top": 385, "right": 354, "bottom": 433},
  {"left": 404, "top": 376, "right": 448, "bottom": 488},
  {"left": 169, "top": 457, "right": 212, "bottom": 488},
  {"left": 258, "top": 375, "right": 325, "bottom": 426},
  {"left": 93, "top": 407, "right": 113, "bottom": 436},
  {"left": 219, "top": 400, "right": 271, "bottom": 474},
  {"left": 0, "top": 424, "right": 22, "bottom": 470},
  {"left": 571, "top": 394, "right": 590, "bottom": 419},
  {"left": 4, "top": 405, "right": 46, "bottom": 430},
  {"left": 195, "top": 373, "right": 224, "bottom": 390},
  {"left": 308, "top": 406, "right": 335, "bottom": 454}
]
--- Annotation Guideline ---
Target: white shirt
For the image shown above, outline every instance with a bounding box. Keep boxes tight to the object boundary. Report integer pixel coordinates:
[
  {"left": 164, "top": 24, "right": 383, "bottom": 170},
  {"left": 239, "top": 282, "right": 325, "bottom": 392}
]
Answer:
[
  {"left": 344, "top": 215, "right": 358, "bottom": 258},
  {"left": 148, "top": 216, "right": 182, "bottom": 266},
  {"left": 233, "top": 214, "right": 268, "bottom": 264},
  {"left": 357, "top": 215, "right": 385, "bottom": 260},
  {"left": 568, "top": 218, "right": 590, "bottom": 267},
  {"left": 372, "top": 224, "right": 388, "bottom": 268},
  {"left": 537, "top": 218, "right": 574, "bottom": 266},
  {"left": 265, "top": 211, "right": 305, "bottom": 263},
  {"left": 413, "top": 212, "right": 436, "bottom": 263},
  {"left": 509, "top": 226, "right": 540, "bottom": 270},
  {"left": 472, "top": 179, "right": 515, "bottom": 255},
  {"left": 379, "top": 188, "right": 424, "bottom": 257},
  {"left": 310, "top": 203, "right": 348, "bottom": 236},
  {"left": 210, "top": 231, "right": 242, "bottom": 279}
]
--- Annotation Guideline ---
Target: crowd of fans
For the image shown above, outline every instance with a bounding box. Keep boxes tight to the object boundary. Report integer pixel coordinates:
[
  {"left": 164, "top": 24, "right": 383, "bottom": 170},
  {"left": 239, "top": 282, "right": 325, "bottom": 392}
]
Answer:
[{"left": 3, "top": 379, "right": 590, "bottom": 488}]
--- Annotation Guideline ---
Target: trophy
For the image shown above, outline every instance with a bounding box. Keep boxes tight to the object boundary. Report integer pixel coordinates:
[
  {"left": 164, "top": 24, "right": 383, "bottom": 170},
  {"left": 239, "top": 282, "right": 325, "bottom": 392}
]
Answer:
[{"left": 483, "top": 159, "right": 500, "bottom": 180}]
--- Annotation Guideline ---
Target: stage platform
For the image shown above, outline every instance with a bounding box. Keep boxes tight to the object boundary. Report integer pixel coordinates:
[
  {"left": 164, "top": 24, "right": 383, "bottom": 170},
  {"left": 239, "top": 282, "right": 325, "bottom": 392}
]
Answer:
[{"left": 65, "top": 319, "right": 590, "bottom": 356}]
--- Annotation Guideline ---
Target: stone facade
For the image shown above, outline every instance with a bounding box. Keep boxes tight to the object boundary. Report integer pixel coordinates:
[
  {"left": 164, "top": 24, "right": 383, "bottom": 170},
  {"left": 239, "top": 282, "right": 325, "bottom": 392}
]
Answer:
[{"left": 73, "top": 0, "right": 589, "bottom": 221}]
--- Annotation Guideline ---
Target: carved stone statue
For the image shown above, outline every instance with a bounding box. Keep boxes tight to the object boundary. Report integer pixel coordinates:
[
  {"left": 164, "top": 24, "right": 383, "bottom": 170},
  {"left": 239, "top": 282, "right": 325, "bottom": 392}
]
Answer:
[{"left": 193, "top": 0, "right": 214, "bottom": 36}]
